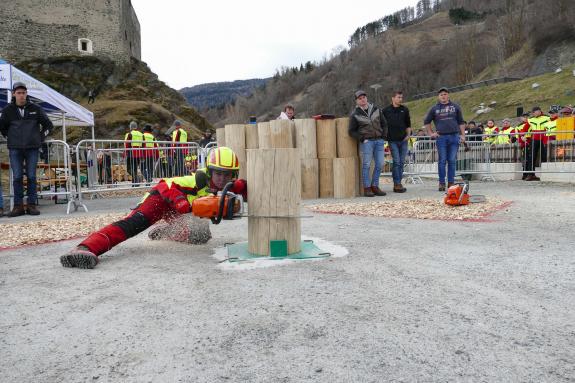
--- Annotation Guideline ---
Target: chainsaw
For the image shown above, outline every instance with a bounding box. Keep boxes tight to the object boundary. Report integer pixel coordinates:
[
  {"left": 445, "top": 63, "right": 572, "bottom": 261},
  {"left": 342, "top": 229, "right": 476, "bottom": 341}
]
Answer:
[
  {"left": 444, "top": 182, "right": 486, "bottom": 206},
  {"left": 191, "top": 182, "right": 244, "bottom": 224}
]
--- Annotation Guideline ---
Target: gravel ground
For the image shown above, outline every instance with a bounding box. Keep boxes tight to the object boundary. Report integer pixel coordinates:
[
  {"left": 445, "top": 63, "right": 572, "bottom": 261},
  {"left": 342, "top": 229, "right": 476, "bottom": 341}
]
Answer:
[{"left": 0, "top": 180, "right": 574, "bottom": 382}]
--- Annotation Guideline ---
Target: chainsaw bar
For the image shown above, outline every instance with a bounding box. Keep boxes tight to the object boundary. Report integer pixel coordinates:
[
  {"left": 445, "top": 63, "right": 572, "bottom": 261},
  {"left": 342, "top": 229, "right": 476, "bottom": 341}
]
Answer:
[{"left": 469, "top": 195, "right": 487, "bottom": 203}]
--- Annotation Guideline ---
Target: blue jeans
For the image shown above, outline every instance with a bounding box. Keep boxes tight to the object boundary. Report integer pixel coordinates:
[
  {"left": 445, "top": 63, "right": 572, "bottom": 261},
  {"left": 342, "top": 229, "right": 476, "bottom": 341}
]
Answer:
[
  {"left": 436, "top": 134, "right": 460, "bottom": 184},
  {"left": 389, "top": 140, "right": 408, "bottom": 185},
  {"left": 9, "top": 148, "right": 39, "bottom": 205},
  {"left": 360, "top": 139, "right": 385, "bottom": 188}
]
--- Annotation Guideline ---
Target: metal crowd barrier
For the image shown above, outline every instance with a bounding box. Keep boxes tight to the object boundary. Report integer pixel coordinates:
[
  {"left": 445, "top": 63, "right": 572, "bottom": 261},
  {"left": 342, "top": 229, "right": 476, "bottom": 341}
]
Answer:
[
  {"left": 74, "top": 139, "right": 201, "bottom": 210},
  {"left": 398, "top": 131, "right": 575, "bottom": 182},
  {"left": 0, "top": 139, "right": 83, "bottom": 214}
]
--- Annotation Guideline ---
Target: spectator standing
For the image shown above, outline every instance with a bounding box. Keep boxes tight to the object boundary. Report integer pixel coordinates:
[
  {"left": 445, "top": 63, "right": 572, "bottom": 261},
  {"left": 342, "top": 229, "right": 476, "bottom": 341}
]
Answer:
[
  {"left": 382, "top": 91, "right": 411, "bottom": 193},
  {"left": 124, "top": 121, "right": 143, "bottom": 185},
  {"left": 483, "top": 119, "right": 499, "bottom": 144},
  {"left": 199, "top": 131, "right": 214, "bottom": 148},
  {"left": 0, "top": 82, "right": 53, "bottom": 216},
  {"left": 467, "top": 121, "right": 483, "bottom": 141},
  {"left": 513, "top": 113, "right": 530, "bottom": 180},
  {"left": 87, "top": 89, "right": 95, "bottom": 104},
  {"left": 170, "top": 120, "right": 188, "bottom": 176},
  {"left": 277, "top": 104, "right": 295, "bottom": 120},
  {"left": 141, "top": 124, "right": 157, "bottom": 184},
  {"left": 348, "top": 90, "right": 388, "bottom": 197},
  {"left": 424, "top": 87, "right": 466, "bottom": 191},
  {"left": 524, "top": 106, "right": 551, "bottom": 181}
]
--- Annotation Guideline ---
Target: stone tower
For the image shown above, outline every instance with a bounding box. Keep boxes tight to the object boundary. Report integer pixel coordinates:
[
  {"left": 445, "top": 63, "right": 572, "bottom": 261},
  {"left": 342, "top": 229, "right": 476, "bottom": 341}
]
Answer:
[{"left": 0, "top": 0, "right": 141, "bottom": 64}]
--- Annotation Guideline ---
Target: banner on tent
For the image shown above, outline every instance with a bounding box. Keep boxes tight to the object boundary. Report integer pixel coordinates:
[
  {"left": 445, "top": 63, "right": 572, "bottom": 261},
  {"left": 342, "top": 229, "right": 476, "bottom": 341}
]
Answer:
[{"left": 0, "top": 64, "right": 10, "bottom": 89}]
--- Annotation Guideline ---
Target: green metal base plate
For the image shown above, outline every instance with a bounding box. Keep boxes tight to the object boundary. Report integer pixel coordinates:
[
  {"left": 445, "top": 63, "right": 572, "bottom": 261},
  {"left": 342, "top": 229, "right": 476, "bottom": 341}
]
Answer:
[{"left": 224, "top": 240, "right": 331, "bottom": 263}]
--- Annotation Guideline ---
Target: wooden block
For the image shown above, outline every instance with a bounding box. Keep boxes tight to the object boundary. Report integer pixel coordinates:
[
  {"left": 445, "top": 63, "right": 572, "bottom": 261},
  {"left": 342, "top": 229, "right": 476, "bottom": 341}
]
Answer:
[
  {"left": 316, "top": 119, "right": 337, "bottom": 159},
  {"left": 225, "top": 124, "right": 247, "bottom": 179},
  {"left": 216, "top": 128, "right": 226, "bottom": 146},
  {"left": 247, "top": 148, "right": 301, "bottom": 255},
  {"left": 336, "top": 117, "right": 358, "bottom": 158},
  {"left": 245, "top": 123, "right": 259, "bottom": 149},
  {"left": 333, "top": 157, "right": 358, "bottom": 199},
  {"left": 294, "top": 118, "right": 317, "bottom": 159},
  {"left": 301, "top": 158, "right": 319, "bottom": 200},
  {"left": 318, "top": 158, "right": 334, "bottom": 198},
  {"left": 257, "top": 122, "right": 271, "bottom": 149},
  {"left": 269, "top": 119, "right": 294, "bottom": 148}
]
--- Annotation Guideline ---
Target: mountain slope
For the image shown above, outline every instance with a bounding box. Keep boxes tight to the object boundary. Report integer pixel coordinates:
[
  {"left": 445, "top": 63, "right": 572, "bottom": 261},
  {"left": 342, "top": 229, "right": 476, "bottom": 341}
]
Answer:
[
  {"left": 16, "top": 56, "right": 212, "bottom": 142},
  {"left": 180, "top": 78, "right": 269, "bottom": 110}
]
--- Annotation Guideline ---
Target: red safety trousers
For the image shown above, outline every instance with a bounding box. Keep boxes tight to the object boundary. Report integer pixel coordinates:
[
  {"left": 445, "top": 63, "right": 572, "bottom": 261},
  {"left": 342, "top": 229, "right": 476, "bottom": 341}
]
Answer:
[{"left": 79, "top": 193, "right": 177, "bottom": 256}]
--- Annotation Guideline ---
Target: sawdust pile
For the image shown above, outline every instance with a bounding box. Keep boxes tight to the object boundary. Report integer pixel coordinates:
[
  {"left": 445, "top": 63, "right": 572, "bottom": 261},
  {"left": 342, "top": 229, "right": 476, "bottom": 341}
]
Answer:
[
  {"left": 86, "top": 189, "right": 145, "bottom": 199},
  {"left": 308, "top": 198, "right": 510, "bottom": 221},
  {"left": 0, "top": 213, "right": 125, "bottom": 248}
]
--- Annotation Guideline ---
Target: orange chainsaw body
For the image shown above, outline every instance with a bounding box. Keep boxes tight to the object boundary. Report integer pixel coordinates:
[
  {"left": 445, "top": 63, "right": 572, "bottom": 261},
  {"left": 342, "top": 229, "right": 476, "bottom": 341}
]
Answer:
[
  {"left": 191, "top": 195, "right": 240, "bottom": 219},
  {"left": 444, "top": 184, "right": 470, "bottom": 206}
]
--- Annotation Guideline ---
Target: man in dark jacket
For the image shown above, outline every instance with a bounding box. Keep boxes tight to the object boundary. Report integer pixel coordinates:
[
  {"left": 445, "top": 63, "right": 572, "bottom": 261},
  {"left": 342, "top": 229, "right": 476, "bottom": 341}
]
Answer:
[
  {"left": 382, "top": 91, "right": 411, "bottom": 193},
  {"left": 348, "top": 90, "right": 388, "bottom": 197},
  {"left": 0, "top": 82, "right": 54, "bottom": 216}
]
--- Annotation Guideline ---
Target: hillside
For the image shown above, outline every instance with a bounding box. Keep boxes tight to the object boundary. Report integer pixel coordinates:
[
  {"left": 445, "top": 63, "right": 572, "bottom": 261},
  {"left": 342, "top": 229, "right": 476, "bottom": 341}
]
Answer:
[
  {"left": 205, "top": 0, "right": 575, "bottom": 127},
  {"left": 180, "top": 78, "right": 269, "bottom": 110},
  {"left": 16, "top": 56, "right": 212, "bottom": 142},
  {"left": 406, "top": 64, "right": 575, "bottom": 129}
]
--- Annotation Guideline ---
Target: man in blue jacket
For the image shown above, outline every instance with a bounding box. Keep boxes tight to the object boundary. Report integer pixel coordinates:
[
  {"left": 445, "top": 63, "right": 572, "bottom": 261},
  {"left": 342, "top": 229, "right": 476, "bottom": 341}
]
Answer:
[
  {"left": 0, "top": 82, "right": 54, "bottom": 216},
  {"left": 424, "top": 87, "right": 466, "bottom": 191}
]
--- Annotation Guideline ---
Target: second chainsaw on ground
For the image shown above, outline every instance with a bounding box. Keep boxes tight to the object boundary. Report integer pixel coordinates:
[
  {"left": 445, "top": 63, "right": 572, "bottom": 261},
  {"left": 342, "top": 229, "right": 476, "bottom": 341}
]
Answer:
[{"left": 444, "top": 182, "right": 486, "bottom": 206}]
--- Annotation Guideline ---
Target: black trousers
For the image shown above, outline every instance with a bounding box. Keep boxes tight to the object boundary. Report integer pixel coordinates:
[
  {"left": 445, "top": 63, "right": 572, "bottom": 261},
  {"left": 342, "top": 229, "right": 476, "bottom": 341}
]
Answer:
[{"left": 524, "top": 140, "right": 547, "bottom": 175}]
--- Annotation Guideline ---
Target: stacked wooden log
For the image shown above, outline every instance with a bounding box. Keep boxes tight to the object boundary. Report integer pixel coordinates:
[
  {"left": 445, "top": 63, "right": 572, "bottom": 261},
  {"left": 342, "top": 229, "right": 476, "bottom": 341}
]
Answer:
[
  {"left": 112, "top": 164, "right": 131, "bottom": 182},
  {"left": 223, "top": 117, "right": 360, "bottom": 200}
]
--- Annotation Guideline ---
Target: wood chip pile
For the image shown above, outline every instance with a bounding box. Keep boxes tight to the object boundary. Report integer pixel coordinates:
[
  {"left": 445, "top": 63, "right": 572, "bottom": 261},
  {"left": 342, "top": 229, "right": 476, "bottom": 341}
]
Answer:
[
  {"left": 308, "top": 198, "right": 509, "bottom": 221},
  {"left": 0, "top": 213, "right": 125, "bottom": 248}
]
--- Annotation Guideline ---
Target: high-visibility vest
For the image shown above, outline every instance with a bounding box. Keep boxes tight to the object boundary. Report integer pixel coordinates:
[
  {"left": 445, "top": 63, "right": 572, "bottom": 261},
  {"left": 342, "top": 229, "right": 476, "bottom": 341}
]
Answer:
[
  {"left": 125, "top": 129, "right": 143, "bottom": 148},
  {"left": 495, "top": 127, "right": 513, "bottom": 144},
  {"left": 545, "top": 119, "right": 557, "bottom": 137},
  {"left": 172, "top": 128, "right": 188, "bottom": 143},
  {"left": 526, "top": 115, "right": 551, "bottom": 140},
  {"left": 141, "top": 171, "right": 210, "bottom": 205},
  {"left": 483, "top": 126, "right": 499, "bottom": 143},
  {"left": 143, "top": 132, "right": 155, "bottom": 148}
]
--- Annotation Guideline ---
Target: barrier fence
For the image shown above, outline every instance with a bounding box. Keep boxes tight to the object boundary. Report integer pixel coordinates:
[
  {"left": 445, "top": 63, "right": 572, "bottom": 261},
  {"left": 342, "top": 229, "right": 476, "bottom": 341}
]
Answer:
[
  {"left": 0, "top": 133, "right": 573, "bottom": 214},
  {"left": 399, "top": 131, "right": 575, "bottom": 182}
]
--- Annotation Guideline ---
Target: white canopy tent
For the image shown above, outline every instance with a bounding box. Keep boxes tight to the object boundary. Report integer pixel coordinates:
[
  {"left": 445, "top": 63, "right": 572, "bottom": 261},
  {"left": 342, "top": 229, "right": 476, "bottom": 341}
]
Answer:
[{"left": 0, "top": 59, "right": 95, "bottom": 142}]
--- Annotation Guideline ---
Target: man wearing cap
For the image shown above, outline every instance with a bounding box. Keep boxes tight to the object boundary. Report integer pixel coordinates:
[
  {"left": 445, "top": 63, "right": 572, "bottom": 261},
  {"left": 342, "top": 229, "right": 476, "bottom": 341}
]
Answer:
[
  {"left": 0, "top": 82, "right": 54, "bottom": 216},
  {"left": 348, "top": 90, "right": 389, "bottom": 197},
  {"left": 424, "top": 87, "right": 466, "bottom": 191},
  {"left": 524, "top": 106, "right": 551, "bottom": 181}
]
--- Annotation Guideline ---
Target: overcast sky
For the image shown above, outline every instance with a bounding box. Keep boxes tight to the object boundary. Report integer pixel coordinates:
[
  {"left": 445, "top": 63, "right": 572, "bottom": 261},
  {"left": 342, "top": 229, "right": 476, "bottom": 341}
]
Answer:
[{"left": 132, "top": 0, "right": 418, "bottom": 89}]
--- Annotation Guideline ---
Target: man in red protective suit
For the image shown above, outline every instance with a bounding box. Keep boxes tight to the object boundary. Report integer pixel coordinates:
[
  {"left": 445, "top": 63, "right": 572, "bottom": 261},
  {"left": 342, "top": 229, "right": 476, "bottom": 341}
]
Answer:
[{"left": 60, "top": 147, "right": 247, "bottom": 269}]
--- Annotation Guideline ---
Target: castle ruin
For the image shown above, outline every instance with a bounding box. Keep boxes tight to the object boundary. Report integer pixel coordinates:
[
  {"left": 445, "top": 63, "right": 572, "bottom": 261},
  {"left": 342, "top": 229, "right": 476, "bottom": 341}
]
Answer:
[{"left": 0, "top": 0, "right": 141, "bottom": 65}]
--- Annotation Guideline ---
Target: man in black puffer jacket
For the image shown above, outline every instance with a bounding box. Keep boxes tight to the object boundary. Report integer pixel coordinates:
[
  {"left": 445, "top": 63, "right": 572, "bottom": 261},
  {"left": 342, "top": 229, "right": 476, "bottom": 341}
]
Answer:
[
  {"left": 348, "top": 90, "right": 388, "bottom": 197},
  {"left": 0, "top": 82, "right": 53, "bottom": 217}
]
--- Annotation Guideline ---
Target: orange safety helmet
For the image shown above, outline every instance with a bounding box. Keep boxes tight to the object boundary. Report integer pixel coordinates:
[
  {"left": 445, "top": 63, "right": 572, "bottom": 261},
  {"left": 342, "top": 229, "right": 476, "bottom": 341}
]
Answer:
[{"left": 207, "top": 146, "right": 240, "bottom": 177}]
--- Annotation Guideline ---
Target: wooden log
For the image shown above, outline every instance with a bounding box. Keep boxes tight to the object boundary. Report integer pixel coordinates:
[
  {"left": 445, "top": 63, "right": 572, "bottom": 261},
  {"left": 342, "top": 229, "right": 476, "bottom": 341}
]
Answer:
[
  {"left": 336, "top": 117, "right": 358, "bottom": 158},
  {"left": 269, "top": 119, "right": 294, "bottom": 148},
  {"left": 257, "top": 122, "right": 271, "bottom": 149},
  {"left": 247, "top": 148, "right": 301, "bottom": 256},
  {"left": 318, "top": 158, "right": 334, "bottom": 198},
  {"left": 245, "top": 123, "right": 259, "bottom": 149},
  {"left": 316, "top": 119, "right": 337, "bottom": 159},
  {"left": 224, "top": 124, "right": 247, "bottom": 179},
  {"left": 333, "top": 157, "right": 358, "bottom": 199},
  {"left": 301, "top": 158, "right": 319, "bottom": 200},
  {"left": 216, "top": 128, "right": 226, "bottom": 146},
  {"left": 294, "top": 118, "right": 317, "bottom": 159}
]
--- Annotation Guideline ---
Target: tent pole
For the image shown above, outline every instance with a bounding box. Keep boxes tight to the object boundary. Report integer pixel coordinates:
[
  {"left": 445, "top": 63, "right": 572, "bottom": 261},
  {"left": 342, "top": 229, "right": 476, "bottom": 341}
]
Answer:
[
  {"left": 62, "top": 112, "right": 67, "bottom": 142},
  {"left": 91, "top": 125, "right": 95, "bottom": 141}
]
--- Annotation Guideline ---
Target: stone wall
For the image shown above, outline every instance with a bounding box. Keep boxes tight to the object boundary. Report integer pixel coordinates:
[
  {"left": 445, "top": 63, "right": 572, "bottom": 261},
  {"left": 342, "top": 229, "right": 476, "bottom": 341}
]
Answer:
[{"left": 0, "top": 0, "right": 140, "bottom": 64}]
